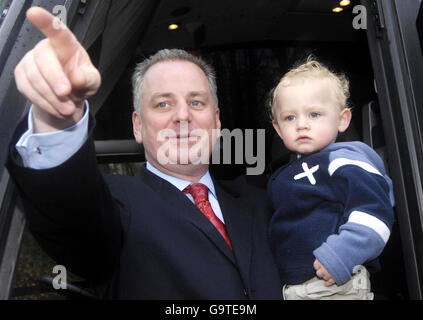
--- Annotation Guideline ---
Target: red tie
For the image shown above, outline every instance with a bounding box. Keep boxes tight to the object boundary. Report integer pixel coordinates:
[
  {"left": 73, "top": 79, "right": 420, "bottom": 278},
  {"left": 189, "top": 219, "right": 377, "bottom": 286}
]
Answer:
[{"left": 184, "top": 183, "right": 232, "bottom": 250}]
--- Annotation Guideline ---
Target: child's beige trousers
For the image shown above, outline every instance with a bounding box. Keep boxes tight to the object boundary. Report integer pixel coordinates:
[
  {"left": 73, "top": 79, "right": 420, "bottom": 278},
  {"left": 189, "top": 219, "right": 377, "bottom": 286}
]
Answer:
[{"left": 283, "top": 265, "right": 374, "bottom": 300}]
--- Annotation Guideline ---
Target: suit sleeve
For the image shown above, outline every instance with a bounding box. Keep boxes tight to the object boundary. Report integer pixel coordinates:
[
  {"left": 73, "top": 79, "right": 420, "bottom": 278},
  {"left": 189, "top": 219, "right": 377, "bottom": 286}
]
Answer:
[
  {"left": 313, "top": 161, "right": 394, "bottom": 284},
  {"left": 6, "top": 113, "right": 122, "bottom": 285}
]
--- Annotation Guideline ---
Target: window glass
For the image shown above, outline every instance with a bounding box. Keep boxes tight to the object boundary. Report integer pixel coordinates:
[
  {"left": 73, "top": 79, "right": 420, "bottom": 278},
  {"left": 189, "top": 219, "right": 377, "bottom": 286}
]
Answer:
[
  {"left": 98, "top": 162, "right": 144, "bottom": 176},
  {"left": 10, "top": 229, "right": 83, "bottom": 300},
  {"left": 0, "top": 0, "right": 12, "bottom": 27}
]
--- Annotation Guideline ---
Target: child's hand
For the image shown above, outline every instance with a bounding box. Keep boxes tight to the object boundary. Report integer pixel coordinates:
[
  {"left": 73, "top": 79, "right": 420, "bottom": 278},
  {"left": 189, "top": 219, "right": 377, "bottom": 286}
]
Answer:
[{"left": 313, "top": 259, "right": 336, "bottom": 287}]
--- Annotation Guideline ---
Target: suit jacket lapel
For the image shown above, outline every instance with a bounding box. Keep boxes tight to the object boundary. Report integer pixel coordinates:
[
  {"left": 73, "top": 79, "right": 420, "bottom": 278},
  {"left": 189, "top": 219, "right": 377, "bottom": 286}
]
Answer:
[
  {"left": 138, "top": 166, "right": 236, "bottom": 265},
  {"left": 213, "top": 178, "right": 253, "bottom": 289}
]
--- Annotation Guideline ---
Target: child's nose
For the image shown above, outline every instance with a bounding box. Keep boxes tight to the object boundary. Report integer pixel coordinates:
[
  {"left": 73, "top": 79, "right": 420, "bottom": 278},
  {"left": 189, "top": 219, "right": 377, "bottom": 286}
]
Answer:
[{"left": 296, "top": 116, "right": 310, "bottom": 130}]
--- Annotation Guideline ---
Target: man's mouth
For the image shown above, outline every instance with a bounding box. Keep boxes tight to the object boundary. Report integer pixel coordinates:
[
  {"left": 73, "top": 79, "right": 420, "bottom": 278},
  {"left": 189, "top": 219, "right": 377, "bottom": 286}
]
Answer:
[
  {"left": 170, "top": 133, "right": 202, "bottom": 142},
  {"left": 175, "top": 134, "right": 190, "bottom": 139},
  {"left": 176, "top": 133, "right": 201, "bottom": 139}
]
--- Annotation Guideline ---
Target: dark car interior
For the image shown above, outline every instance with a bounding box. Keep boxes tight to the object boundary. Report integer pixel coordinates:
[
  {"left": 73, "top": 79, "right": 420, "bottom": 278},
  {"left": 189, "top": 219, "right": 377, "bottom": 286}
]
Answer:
[{"left": 1, "top": 0, "right": 419, "bottom": 299}]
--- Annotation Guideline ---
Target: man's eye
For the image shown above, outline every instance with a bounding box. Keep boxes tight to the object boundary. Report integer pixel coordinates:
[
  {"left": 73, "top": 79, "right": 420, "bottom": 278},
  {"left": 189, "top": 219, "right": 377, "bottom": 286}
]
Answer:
[
  {"left": 191, "top": 100, "right": 202, "bottom": 107},
  {"left": 285, "top": 115, "right": 295, "bottom": 121},
  {"left": 157, "top": 102, "right": 168, "bottom": 108}
]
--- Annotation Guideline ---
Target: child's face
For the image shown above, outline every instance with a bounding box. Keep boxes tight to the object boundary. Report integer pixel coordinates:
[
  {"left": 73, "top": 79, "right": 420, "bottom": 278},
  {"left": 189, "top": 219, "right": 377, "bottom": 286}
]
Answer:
[{"left": 272, "top": 78, "right": 351, "bottom": 155}]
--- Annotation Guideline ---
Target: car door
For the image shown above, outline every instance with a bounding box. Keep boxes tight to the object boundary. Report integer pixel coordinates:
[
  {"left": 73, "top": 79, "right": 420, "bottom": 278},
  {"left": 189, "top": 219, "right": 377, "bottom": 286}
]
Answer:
[
  {"left": 0, "top": 0, "right": 422, "bottom": 300},
  {"left": 0, "top": 0, "right": 157, "bottom": 299},
  {"left": 362, "top": 0, "right": 423, "bottom": 300}
]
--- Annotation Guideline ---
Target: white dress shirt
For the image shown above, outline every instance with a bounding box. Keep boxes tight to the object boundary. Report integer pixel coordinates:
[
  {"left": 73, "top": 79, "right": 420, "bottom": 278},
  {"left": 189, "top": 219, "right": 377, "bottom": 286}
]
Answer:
[
  {"left": 15, "top": 103, "right": 225, "bottom": 223},
  {"left": 146, "top": 162, "right": 224, "bottom": 223}
]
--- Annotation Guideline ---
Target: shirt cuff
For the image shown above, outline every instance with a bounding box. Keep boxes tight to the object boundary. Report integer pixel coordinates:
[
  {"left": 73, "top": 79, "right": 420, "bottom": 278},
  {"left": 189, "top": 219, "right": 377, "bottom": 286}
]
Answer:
[{"left": 15, "top": 101, "right": 90, "bottom": 169}]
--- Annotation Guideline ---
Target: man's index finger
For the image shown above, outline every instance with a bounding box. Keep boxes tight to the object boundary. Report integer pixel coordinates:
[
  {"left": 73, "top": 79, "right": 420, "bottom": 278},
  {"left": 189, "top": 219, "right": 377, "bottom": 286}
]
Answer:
[{"left": 26, "top": 7, "right": 80, "bottom": 58}]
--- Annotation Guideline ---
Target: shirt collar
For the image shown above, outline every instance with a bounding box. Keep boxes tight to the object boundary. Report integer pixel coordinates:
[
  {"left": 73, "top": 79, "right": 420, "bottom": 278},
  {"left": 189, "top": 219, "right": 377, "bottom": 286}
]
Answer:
[{"left": 146, "top": 162, "right": 217, "bottom": 198}]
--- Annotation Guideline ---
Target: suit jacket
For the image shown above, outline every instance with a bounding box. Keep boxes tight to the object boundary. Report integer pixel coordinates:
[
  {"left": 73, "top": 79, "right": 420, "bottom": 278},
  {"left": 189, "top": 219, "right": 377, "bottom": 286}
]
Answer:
[{"left": 6, "top": 114, "right": 282, "bottom": 299}]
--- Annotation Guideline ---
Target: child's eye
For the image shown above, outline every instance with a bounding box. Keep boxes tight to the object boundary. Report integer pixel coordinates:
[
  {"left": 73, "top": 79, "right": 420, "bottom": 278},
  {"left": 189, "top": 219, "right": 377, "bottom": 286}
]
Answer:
[
  {"left": 285, "top": 115, "right": 295, "bottom": 121},
  {"left": 310, "top": 112, "right": 320, "bottom": 118}
]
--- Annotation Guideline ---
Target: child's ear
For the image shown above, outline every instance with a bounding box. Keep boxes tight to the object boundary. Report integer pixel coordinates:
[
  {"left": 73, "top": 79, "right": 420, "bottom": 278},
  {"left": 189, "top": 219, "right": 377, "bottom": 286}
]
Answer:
[
  {"left": 338, "top": 108, "right": 352, "bottom": 133},
  {"left": 272, "top": 120, "right": 283, "bottom": 140}
]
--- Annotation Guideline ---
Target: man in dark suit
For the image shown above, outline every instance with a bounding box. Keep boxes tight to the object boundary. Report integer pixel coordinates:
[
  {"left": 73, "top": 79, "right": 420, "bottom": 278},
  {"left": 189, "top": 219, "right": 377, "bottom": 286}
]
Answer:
[{"left": 7, "top": 7, "right": 281, "bottom": 299}]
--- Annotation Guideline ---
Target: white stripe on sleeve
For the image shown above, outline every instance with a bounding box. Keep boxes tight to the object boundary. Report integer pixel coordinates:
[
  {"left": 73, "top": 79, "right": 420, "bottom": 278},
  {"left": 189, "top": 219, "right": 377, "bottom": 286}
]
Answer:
[
  {"left": 328, "top": 158, "right": 382, "bottom": 176},
  {"left": 348, "top": 210, "right": 391, "bottom": 244}
]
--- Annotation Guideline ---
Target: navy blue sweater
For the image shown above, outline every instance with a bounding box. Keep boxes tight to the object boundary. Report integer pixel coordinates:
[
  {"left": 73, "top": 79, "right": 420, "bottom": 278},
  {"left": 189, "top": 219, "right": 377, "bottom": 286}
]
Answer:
[{"left": 268, "top": 141, "right": 395, "bottom": 285}]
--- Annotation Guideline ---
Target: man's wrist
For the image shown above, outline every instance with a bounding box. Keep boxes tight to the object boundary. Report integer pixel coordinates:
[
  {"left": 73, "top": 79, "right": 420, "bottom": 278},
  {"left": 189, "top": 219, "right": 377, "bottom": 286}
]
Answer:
[
  {"left": 15, "top": 101, "right": 90, "bottom": 169},
  {"left": 32, "top": 103, "right": 86, "bottom": 133}
]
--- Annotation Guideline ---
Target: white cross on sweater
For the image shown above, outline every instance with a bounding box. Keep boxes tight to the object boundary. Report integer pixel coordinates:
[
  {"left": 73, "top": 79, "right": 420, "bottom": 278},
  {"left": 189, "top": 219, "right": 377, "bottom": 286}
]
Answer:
[{"left": 294, "top": 162, "right": 319, "bottom": 185}]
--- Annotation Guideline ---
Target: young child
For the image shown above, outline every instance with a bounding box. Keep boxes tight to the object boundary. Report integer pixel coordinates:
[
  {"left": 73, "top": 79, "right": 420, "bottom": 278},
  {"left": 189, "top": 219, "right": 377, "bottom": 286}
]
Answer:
[{"left": 268, "top": 57, "right": 395, "bottom": 300}]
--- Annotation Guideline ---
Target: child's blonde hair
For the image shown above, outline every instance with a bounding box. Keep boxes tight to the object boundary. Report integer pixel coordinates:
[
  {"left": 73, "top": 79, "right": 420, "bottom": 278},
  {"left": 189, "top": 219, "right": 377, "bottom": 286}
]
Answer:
[{"left": 270, "top": 56, "right": 350, "bottom": 120}]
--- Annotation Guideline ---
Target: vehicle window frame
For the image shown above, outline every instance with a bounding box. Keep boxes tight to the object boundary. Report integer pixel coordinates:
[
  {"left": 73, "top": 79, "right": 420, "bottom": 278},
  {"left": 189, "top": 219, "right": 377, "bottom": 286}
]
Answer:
[{"left": 362, "top": 0, "right": 423, "bottom": 299}]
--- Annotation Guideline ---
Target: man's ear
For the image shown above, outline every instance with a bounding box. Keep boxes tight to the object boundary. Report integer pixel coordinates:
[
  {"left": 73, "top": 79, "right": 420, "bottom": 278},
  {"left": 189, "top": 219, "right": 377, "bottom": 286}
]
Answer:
[
  {"left": 132, "top": 111, "right": 143, "bottom": 144},
  {"left": 215, "top": 107, "right": 221, "bottom": 131},
  {"left": 338, "top": 108, "right": 352, "bottom": 133}
]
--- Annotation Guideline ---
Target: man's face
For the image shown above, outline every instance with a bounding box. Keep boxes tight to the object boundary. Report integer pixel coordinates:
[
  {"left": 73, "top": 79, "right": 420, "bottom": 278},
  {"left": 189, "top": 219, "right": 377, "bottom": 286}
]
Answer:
[
  {"left": 272, "top": 78, "right": 350, "bottom": 155},
  {"left": 132, "top": 60, "right": 221, "bottom": 178}
]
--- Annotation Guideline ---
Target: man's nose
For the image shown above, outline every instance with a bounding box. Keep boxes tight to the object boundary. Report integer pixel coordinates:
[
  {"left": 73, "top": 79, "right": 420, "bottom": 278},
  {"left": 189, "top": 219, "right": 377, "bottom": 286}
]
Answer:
[{"left": 173, "top": 102, "right": 192, "bottom": 122}]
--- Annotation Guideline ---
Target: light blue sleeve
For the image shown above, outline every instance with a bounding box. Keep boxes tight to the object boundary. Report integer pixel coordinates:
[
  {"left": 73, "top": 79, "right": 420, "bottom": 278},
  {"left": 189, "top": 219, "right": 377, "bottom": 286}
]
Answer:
[
  {"left": 15, "top": 101, "right": 90, "bottom": 169},
  {"left": 313, "top": 222, "right": 387, "bottom": 284},
  {"left": 313, "top": 162, "right": 394, "bottom": 285}
]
